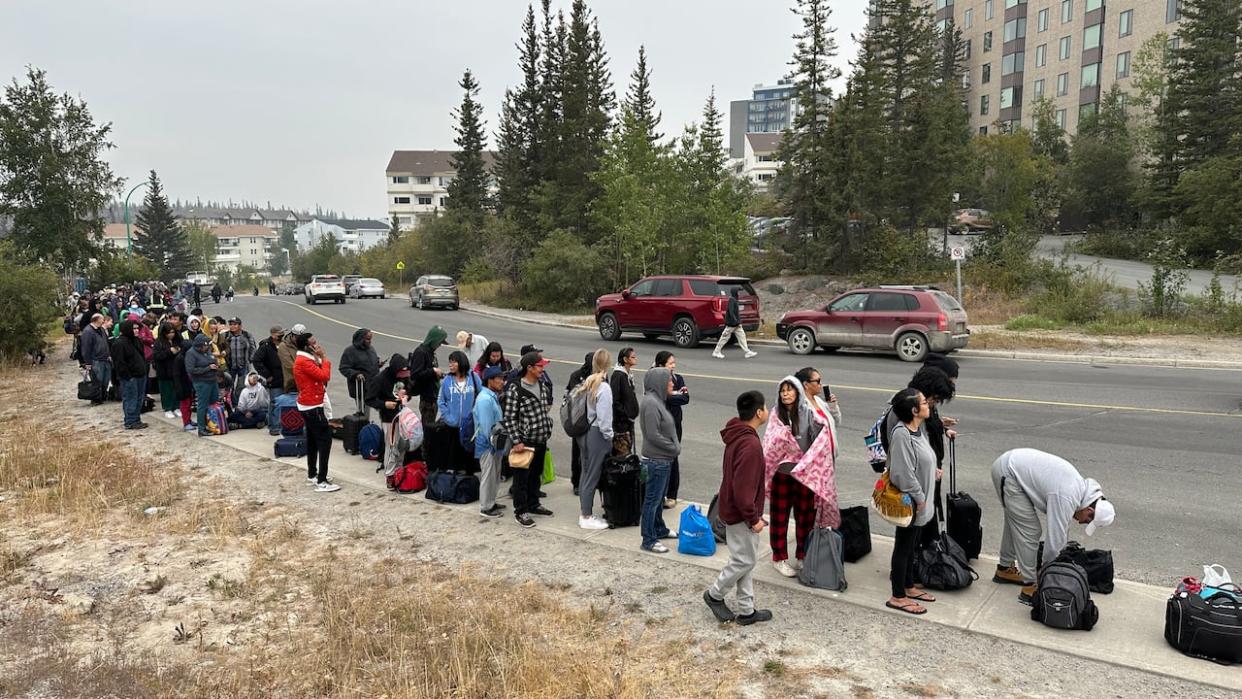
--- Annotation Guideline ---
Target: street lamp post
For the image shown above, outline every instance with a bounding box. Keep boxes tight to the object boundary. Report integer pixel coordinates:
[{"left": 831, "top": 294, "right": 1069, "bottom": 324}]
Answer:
[{"left": 123, "top": 181, "right": 149, "bottom": 257}]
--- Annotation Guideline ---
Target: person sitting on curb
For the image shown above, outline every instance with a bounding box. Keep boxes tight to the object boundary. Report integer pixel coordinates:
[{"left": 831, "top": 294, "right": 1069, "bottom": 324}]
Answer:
[
  {"left": 234, "top": 372, "right": 270, "bottom": 428},
  {"left": 990, "top": 448, "right": 1115, "bottom": 603},
  {"left": 704, "top": 390, "right": 773, "bottom": 626},
  {"left": 472, "top": 365, "right": 508, "bottom": 519}
]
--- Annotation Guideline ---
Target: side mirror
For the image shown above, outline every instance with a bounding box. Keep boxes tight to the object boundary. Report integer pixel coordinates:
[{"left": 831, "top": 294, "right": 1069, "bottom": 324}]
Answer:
[{"left": 621, "top": 290, "right": 632, "bottom": 300}]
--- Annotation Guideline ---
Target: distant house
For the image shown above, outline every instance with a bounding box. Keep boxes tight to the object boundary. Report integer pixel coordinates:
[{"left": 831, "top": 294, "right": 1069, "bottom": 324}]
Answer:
[
  {"left": 294, "top": 217, "right": 391, "bottom": 254},
  {"left": 740, "top": 132, "right": 782, "bottom": 193},
  {"left": 173, "top": 206, "right": 310, "bottom": 231},
  {"left": 385, "top": 150, "right": 497, "bottom": 230}
]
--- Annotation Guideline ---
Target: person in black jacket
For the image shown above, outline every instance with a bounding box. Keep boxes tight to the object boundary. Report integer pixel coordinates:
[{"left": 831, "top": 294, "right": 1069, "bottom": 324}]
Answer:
[
  {"left": 111, "top": 319, "right": 149, "bottom": 429},
  {"left": 609, "top": 347, "right": 640, "bottom": 455},
  {"left": 79, "top": 314, "right": 112, "bottom": 405},
  {"left": 566, "top": 351, "right": 594, "bottom": 494},
  {"left": 408, "top": 325, "right": 447, "bottom": 424},
  {"left": 654, "top": 351, "right": 689, "bottom": 507},
  {"left": 366, "top": 353, "right": 412, "bottom": 447},
  {"left": 152, "top": 322, "right": 182, "bottom": 418},
  {"left": 339, "top": 327, "right": 381, "bottom": 409},
  {"left": 711, "top": 288, "right": 757, "bottom": 360},
  {"left": 252, "top": 326, "right": 285, "bottom": 398}
]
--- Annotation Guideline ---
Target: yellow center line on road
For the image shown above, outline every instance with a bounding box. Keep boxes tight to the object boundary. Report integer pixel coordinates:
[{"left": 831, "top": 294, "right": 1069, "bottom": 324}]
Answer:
[{"left": 268, "top": 298, "right": 1239, "bottom": 420}]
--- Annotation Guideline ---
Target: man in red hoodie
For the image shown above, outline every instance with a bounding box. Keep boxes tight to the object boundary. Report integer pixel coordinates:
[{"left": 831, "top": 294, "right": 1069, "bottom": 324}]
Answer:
[{"left": 704, "top": 390, "right": 772, "bottom": 625}]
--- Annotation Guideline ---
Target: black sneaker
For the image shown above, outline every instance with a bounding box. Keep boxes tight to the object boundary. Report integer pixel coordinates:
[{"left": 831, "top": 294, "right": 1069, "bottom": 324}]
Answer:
[
  {"left": 572, "top": 486, "right": 580, "bottom": 496},
  {"left": 480, "top": 505, "right": 503, "bottom": 519},
  {"left": 537, "top": 490, "right": 548, "bottom": 498},
  {"left": 735, "top": 609, "right": 773, "bottom": 626},
  {"left": 515, "top": 513, "right": 536, "bottom": 528},
  {"left": 703, "top": 589, "right": 735, "bottom": 622},
  {"left": 529, "top": 506, "right": 553, "bottom": 516}
]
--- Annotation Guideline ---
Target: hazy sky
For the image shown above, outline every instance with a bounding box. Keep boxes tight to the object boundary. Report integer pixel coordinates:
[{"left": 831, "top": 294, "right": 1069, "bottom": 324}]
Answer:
[{"left": 1, "top": 1, "right": 867, "bottom": 219}]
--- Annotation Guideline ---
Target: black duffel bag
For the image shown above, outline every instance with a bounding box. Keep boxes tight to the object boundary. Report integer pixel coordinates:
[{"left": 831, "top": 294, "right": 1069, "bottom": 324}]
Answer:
[
  {"left": 838, "top": 505, "right": 872, "bottom": 563},
  {"left": 77, "top": 375, "right": 102, "bottom": 402},
  {"left": 1039, "top": 540, "right": 1115, "bottom": 594},
  {"left": 1166, "top": 589, "right": 1242, "bottom": 664},
  {"left": 915, "top": 528, "right": 977, "bottom": 591}
]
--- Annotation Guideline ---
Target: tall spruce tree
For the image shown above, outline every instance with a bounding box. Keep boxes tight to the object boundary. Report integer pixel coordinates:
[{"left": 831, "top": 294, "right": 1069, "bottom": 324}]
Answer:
[
  {"left": 446, "top": 70, "right": 490, "bottom": 221},
  {"left": 623, "top": 46, "right": 661, "bottom": 144},
  {"left": 133, "top": 170, "right": 193, "bottom": 281},
  {"left": 494, "top": 3, "right": 543, "bottom": 233},
  {"left": 1066, "top": 86, "right": 1138, "bottom": 230}
]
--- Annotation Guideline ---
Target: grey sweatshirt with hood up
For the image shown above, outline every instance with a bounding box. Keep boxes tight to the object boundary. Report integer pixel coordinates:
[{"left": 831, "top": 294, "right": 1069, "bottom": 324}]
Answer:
[{"left": 639, "top": 367, "right": 681, "bottom": 462}]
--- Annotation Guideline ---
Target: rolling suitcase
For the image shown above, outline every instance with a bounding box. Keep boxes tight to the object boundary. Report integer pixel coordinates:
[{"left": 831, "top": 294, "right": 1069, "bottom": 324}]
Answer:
[
  {"left": 601, "top": 455, "right": 642, "bottom": 528},
  {"left": 341, "top": 376, "right": 369, "bottom": 455},
  {"left": 945, "top": 437, "right": 983, "bottom": 560}
]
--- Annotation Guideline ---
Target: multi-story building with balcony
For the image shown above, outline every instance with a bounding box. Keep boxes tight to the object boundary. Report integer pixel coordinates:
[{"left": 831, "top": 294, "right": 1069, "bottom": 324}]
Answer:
[
  {"left": 728, "top": 80, "right": 799, "bottom": 158},
  {"left": 739, "top": 133, "right": 783, "bottom": 193},
  {"left": 294, "top": 218, "right": 392, "bottom": 254},
  {"left": 100, "top": 222, "right": 275, "bottom": 273},
  {"left": 385, "top": 150, "right": 496, "bottom": 230}
]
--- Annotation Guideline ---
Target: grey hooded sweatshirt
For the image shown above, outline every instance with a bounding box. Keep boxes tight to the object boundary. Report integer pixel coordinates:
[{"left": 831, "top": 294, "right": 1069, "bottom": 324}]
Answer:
[
  {"left": 994, "top": 448, "right": 1104, "bottom": 566},
  {"left": 639, "top": 367, "right": 680, "bottom": 462}
]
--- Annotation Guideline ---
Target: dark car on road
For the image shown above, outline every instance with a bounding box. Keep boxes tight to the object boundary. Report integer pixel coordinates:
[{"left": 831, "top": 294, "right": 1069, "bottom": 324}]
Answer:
[
  {"left": 595, "top": 275, "right": 761, "bottom": 348},
  {"left": 409, "top": 275, "right": 459, "bottom": 310},
  {"left": 776, "top": 286, "right": 970, "bottom": 362}
]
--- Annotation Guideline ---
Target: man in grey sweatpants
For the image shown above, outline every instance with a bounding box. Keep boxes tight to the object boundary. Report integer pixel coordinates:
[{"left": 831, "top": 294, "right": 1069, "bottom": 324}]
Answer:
[{"left": 990, "top": 448, "right": 1116, "bottom": 602}]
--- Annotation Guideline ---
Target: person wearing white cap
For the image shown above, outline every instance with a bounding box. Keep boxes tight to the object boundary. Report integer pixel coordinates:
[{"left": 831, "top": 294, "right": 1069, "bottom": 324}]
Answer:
[
  {"left": 278, "top": 323, "right": 308, "bottom": 393},
  {"left": 989, "top": 448, "right": 1115, "bottom": 602},
  {"left": 455, "top": 330, "right": 487, "bottom": 368}
]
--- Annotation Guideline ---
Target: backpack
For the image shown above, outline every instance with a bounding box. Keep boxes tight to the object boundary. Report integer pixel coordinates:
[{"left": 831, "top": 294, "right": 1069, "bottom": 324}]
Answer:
[
  {"left": 798, "top": 527, "right": 848, "bottom": 592},
  {"left": 863, "top": 406, "right": 892, "bottom": 473},
  {"left": 1031, "top": 560, "right": 1098, "bottom": 631},
  {"left": 387, "top": 460, "right": 428, "bottom": 493},
  {"left": 358, "top": 423, "right": 383, "bottom": 461},
  {"left": 559, "top": 385, "right": 591, "bottom": 438}
]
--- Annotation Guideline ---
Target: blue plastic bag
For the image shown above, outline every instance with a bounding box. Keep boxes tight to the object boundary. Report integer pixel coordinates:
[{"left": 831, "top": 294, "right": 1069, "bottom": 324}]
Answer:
[{"left": 678, "top": 505, "right": 717, "bottom": 556}]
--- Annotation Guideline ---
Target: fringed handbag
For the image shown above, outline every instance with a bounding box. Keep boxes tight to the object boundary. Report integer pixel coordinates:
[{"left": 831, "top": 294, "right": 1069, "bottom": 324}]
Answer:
[{"left": 871, "top": 471, "right": 913, "bottom": 527}]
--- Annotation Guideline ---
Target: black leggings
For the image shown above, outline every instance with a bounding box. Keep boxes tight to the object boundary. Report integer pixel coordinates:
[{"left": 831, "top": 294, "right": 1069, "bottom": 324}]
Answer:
[
  {"left": 891, "top": 524, "right": 920, "bottom": 598},
  {"left": 301, "top": 407, "right": 332, "bottom": 483}
]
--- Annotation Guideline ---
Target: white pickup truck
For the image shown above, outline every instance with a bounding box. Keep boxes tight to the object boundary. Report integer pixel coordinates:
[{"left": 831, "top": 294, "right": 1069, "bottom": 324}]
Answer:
[{"left": 304, "top": 274, "right": 347, "bottom": 305}]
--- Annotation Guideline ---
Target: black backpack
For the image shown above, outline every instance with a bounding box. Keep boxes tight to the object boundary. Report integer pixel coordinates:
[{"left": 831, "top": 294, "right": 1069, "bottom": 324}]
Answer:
[
  {"left": 1031, "top": 561, "right": 1099, "bottom": 631},
  {"left": 1039, "top": 540, "right": 1115, "bottom": 594}
]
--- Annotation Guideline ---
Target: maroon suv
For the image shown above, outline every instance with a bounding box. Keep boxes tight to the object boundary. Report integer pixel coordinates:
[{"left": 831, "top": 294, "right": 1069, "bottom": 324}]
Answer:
[
  {"left": 595, "top": 276, "right": 761, "bottom": 348},
  {"left": 776, "top": 286, "right": 970, "bottom": 362}
]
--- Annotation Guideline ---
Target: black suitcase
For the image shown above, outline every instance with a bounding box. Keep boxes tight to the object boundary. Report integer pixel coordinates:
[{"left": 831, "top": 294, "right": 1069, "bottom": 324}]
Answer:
[
  {"left": 423, "top": 422, "right": 455, "bottom": 472},
  {"left": 944, "top": 437, "right": 983, "bottom": 560},
  {"left": 601, "top": 455, "right": 642, "bottom": 528},
  {"left": 838, "top": 505, "right": 872, "bottom": 563},
  {"left": 342, "top": 377, "right": 370, "bottom": 455}
]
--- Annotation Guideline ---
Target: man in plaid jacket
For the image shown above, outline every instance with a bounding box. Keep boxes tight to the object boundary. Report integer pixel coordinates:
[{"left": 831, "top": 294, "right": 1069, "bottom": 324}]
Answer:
[{"left": 501, "top": 352, "right": 554, "bottom": 528}]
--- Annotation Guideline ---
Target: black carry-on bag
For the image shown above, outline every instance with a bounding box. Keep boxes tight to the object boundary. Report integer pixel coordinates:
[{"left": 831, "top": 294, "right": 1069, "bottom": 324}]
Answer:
[
  {"left": 341, "top": 375, "right": 370, "bottom": 455},
  {"left": 601, "top": 454, "right": 642, "bottom": 528},
  {"left": 944, "top": 437, "right": 983, "bottom": 560}
]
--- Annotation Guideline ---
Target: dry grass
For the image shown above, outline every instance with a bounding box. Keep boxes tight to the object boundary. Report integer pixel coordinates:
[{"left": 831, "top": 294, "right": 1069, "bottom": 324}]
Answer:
[{"left": 967, "top": 330, "right": 1092, "bottom": 353}]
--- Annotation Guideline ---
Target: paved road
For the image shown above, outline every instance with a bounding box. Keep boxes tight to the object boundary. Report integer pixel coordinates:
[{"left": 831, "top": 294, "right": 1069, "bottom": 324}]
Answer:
[{"left": 213, "top": 294, "right": 1241, "bottom": 585}]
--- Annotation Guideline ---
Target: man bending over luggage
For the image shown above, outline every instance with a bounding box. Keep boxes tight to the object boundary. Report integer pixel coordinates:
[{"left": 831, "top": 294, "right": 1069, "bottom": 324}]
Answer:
[{"left": 990, "top": 448, "right": 1115, "bottom": 603}]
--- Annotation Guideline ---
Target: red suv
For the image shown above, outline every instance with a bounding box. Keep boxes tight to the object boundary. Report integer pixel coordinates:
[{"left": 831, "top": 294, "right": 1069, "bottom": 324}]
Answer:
[
  {"left": 776, "top": 286, "right": 970, "bottom": 362},
  {"left": 595, "top": 276, "right": 761, "bottom": 348}
]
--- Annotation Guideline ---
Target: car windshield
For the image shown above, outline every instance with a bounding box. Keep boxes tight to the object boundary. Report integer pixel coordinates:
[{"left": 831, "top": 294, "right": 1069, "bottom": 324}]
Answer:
[
  {"left": 360, "top": 278, "right": 380, "bottom": 285},
  {"left": 427, "top": 277, "right": 454, "bottom": 287},
  {"left": 931, "top": 290, "right": 964, "bottom": 312}
]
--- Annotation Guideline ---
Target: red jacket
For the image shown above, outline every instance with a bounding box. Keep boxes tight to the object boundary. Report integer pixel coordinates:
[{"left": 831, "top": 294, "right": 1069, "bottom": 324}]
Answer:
[
  {"left": 293, "top": 352, "right": 331, "bottom": 408},
  {"left": 716, "top": 418, "right": 766, "bottom": 527}
]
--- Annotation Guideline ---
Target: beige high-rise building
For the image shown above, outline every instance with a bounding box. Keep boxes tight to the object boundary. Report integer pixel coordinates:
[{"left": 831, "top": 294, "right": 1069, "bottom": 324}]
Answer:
[{"left": 927, "top": 0, "right": 1183, "bottom": 135}]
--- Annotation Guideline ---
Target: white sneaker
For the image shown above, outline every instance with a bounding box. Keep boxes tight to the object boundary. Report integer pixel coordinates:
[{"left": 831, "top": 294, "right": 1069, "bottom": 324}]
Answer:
[
  {"left": 308, "top": 476, "right": 334, "bottom": 485},
  {"left": 744, "top": 351, "right": 758, "bottom": 359},
  {"left": 174, "top": 409, "right": 182, "bottom": 418},
  {"left": 712, "top": 352, "right": 725, "bottom": 359},
  {"left": 315, "top": 482, "right": 340, "bottom": 493},
  {"left": 579, "top": 516, "right": 609, "bottom": 530},
  {"left": 791, "top": 558, "right": 803, "bottom": 571},
  {"left": 183, "top": 424, "right": 196, "bottom": 432},
  {"left": 773, "top": 560, "right": 797, "bottom": 578}
]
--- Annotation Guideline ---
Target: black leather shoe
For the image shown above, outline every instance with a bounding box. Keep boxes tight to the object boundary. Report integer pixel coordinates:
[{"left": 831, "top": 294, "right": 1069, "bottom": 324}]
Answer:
[
  {"left": 735, "top": 609, "right": 773, "bottom": 626},
  {"left": 529, "top": 506, "right": 553, "bottom": 517}
]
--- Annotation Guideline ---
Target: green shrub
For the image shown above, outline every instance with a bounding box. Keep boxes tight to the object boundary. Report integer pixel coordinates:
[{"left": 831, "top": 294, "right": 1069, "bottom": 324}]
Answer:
[
  {"left": 767, "top": 283, "right": 785, "bottom": 295},
  {"left": 519, "top": 231, "right": 612, "bottom": 311},
  {"left": 1030, "top": 264, "right": 1120, "bottom": 325},
  {"left": 0, "top": 243, "right": 60, "bottom": 359}
]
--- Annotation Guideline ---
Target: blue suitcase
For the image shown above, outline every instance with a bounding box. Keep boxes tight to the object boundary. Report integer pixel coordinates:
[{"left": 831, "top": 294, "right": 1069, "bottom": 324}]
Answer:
[{"left": 274, "top": 436, "right": 307, "bottom": 458}]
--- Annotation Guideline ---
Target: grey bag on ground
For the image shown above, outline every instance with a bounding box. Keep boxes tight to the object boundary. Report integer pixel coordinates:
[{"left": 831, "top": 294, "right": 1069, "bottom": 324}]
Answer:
[
  {"left": 798, "top": 527, "right": 848, "bottom": 592},
  {"left": 1031, "top": 560, "right": 1098, "bottom": 631}
]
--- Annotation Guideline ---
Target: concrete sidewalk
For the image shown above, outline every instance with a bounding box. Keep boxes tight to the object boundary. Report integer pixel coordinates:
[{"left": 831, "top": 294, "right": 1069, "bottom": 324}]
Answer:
[{"left": 181, "top": 416, "right": 1239, "bottom": 692}]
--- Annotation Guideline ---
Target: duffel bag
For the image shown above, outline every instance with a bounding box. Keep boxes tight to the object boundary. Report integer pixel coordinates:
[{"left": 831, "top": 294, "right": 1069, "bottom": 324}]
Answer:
[
  {"left": 838, "top": 505, "right": 871, "bottom": 563},
  {"left": 388, "top": 460, "right": 428, "bottom": 494},
  {"left": 915, "top": 530, "right": 977, "bottom": 591},
  {"left": 1165, "top": 589, "right": 1242, "bottom": 664},
  {"left": 426, "top": 471, "right": 479, "bottom": 504}
]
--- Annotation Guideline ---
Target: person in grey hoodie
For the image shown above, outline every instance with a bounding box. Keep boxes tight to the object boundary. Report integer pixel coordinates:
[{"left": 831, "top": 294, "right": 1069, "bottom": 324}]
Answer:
[
  {"left": 990, "top": 448, "right": 1115, "bottom": 602},
  {"left": 185, "top": 333, "right": 221, "bottom": 437},
  {"left": 638, "top": 366, "right": 681, "bottom": 553},
  {"left": 885, "top": 388, "right": 938, "bottom": 615}
]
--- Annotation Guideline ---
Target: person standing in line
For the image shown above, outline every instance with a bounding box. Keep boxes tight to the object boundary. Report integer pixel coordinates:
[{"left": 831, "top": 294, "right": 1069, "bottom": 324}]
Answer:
[
  {"left": 366, "top": 353, "right": 412, "bottom": 447},
  {"left": 437, "top": 350, "right": 482, "bottom": 471},
  {"left": 252, "top": 325, "right": 285, "bottom": 433},
  {"left": 711, "top": 288, "right": 757, "bottom": 360},
  {"left": 638, "top": 365, "right": 681, "bottom": 553},
  {"left": 653, "top": 351, "right": 688, "bottom": 508},
  {"left": 576, "top": 349, "right": 613, "bottom": 530},
  {"left": 185, "top": 334, "right": 220, "bottom": 436},
  {"left": 339, "top": 327, "right": 381, "bottom": 414},
  {"left": 905, "top": 366, "right": 956, "bottom": 547},
  {"left": 79, "top": 313, "right": 112, "bottom": 406},
  {"left": 152, "top": 322, "right": 182, "bottom": 418},
  {"left": 279, "top": 323, "right": 306, "bottom": 394},
  {"left": 471, "top": 341, "right": 512, "bottom": 380},
  {"left": 608, "top": 347, "right": 640, "bottom": 456},
  {"left": 703, "top": 390, "right": 772, "bottom": 625},
  {"left": 565, "top": 351, "right": 595, "bottom": 496},
  {"left": 472, "top": 366, "right": 508, "bottom": 518},
  {"left": 408, "top": 325, "right": 447, "bottom": 425},
  {"left": 455, "top": 330, "right": 488, "bottom": 368},
  {"left": 294, "top": 333, "right": 340, "bottom": 493},
  {"left": 761, "top": 378, "right": 820, "bottom": 577},
  {"left": 501, "top": 352, "right": 555, "bottom": 528},
  {"left": 225, "top": 317, "right": 255, "bottom": 397},
  {"left": 111, "top": 319, "right": 150, "bottom": 430},
  {"left": 884, "top": 388, "right": 938, "bottom": 615}
]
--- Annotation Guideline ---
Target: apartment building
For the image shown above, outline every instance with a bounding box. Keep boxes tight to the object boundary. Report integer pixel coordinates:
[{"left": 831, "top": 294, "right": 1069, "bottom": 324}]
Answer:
[
  {"left": 728, "top": 80, "right": 799, "bottom": 158},
  {"left": 294, "top": 217, "right": 391, "bottom": 253},
  {"left": 933, "top": 0, "right": 1182, "bottom": 135},
  {"left": 172, "top": 206, "right": 310, "bottom": 231},
  {"left": 739, "top": 133, "right": 782, "bottom": 193},
  {"left": 101, "top": 222, "right": 275, "bottom": 272},
  {"left": 385, "top": 150, "right": 497, "bottom": 230}
]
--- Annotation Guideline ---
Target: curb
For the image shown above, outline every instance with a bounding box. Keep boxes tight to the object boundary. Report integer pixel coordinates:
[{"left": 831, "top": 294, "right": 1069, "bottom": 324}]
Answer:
[{"left": 458, "top": 303, "right": 1242, "bottom": 371}]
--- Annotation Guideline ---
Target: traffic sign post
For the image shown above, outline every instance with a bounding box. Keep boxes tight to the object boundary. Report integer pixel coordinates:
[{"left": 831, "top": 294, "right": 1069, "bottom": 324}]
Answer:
[
  {"left": 396, "top": 260, "right": 405, "bottom": 289},
  {"left": 950, "top": 246, "right": 966, "bottom": 302}
]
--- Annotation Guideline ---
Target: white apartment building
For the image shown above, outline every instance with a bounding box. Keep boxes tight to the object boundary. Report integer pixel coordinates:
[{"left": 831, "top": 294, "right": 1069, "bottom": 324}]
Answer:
[
  {"left": 294, "top": 218, "right": 391, "bottom": 254},
  {"left": 172, "top": 206, "right": 309, "bottom": 231},
  {"left": 100, "top": 222, "right": 275, "bottom": 273},
  {"left": 386, "top": 150, "right": 496, "bottom": 230},
  {"left": 740, "top": 132, "right": 782, "bottom": 193}
]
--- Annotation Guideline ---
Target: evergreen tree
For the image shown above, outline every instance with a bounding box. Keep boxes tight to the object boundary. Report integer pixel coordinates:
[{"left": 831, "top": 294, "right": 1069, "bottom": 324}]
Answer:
[
  {"left": 389, "top": 213, "right": 402, "bottom": 245},
  {"left": 133, "top": 170, "right": 193, "bottom": 281},
  {"left": 446, "top": 70, "right": 490, "bottom": 221},
  {"left": 622, "top": 46, "right": 661, "bottom": 144},
  {"left": 494, "top": 3, "right": 543, "bottom": 233},
  {"left": 1066, "top": 86, "right": 1138, "bottom": 230}
]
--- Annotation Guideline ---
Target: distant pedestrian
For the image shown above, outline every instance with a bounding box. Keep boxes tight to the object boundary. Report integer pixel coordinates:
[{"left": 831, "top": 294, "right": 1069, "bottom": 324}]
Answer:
[
  {"left": 472, "top": 365, "right": 508, "bottom": 518},
  {"left": 711, "top": 288, "right": 757, "bottom": 359},
  {"left": 704, "top": 390, "right": 772, "bottom": 625},
  {"left": 654, "top": 351, "right": 688, "bottom": 508},
  {"left": 294, "top": 332, "right": 339, "bottom": 493}
]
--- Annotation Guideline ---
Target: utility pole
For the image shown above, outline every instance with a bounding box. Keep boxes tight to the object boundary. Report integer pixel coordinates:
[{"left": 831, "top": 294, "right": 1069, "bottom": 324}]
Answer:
[{"left": 123, "top": 180, "right": 149, "bottom": 257}]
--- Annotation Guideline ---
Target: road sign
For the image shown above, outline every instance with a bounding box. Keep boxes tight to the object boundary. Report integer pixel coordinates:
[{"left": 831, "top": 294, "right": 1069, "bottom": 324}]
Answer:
[
  {"left": 950, "top": 246, "right": 966, "bottom": 261},
  {"left": 395, "top": 261, "right": 405, "bottom": 270}
]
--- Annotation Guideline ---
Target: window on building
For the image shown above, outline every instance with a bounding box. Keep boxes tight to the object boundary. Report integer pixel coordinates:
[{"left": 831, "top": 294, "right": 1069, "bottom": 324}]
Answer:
[
  {"left": 1060, "top": 35, "right": 1072, "bottom": 59},
  {"left": 937, "top": 18, "right": 950, "bottom": 32},
  {"left": 756, "top": 173, "right": 775, "bottom": 182},
  {"left": 757, "top": 155, "right": 775, "bottom": 162},
  {"left": 984, "top": 31, "right": 993, "bottom": 52},
  {"left": 1057, "top": 72, "right": 1070, "bottom": 95},
  {"left": 1081, "top": 62, "right": 1100, "bottom": 87},
  {"left": 1003, "top": 52, "right": 1025, "bottom": 75},
  {"left": 1079, "top": 102, "right": 1098, "bottom": 121},
  {"left": 964, "top": 39, "right": 973, "bottom": 59},
  {"left": 962, "top": 72, "right": 973, "bottom": 90},
  {"left": 439, "top": 197, "right": 449, "bottom": 206},
  {"left": 1033, "top": 78, "right": 1046, "bottom": 98},
  {"left": 936, "top": 0, "right": 953, "bottom": 8},
  {"left": 1000, "top": 86, "right": 1022, "bottom": 109},
  {"left": 1004, "top": 18, "right": 1026, "bottom": 42},
  {"left": 964, "top": 8, "right": 974, "bottom": 28},
  {"left": 1168, "top": 37, "right": 1180, "bottom": 51},
  {"left": 1005, "top": 0, "right": 1025, "bottom": 7},
  {"left": 439, "top": 176, "right": 453, "bottom": 186},
  {"left": 398, "top": 216, "right": 412, "bottom": 225},
  {"left": 1119, "top": 9, "right": 1133, "bottom": 36},
  {"left": 985, "top": 0, "right": 994, "bottom": 20},
  {"left": 1038, "top": 8, "right": 1049, "bottom": 31},
  {"left": 1085, "top": 0, "right": 1101, "bottom": 10},
  {"left": 416, "top": 176, "right": 432, "bottom": 185},
  {"left": 980, "top": 125, "right": 989, "bottom": 135},
  {"left": 1035, "top": 44, "right": 1047, "bottom": 66},
  {"left": 981, "top": 95, "right": 991, "bottom": 115},
  {"left": 1166, "top": 0, "right": 1180, "bottom": 23},
  {"left": 1083, "top": 23, "right": 1101, "bottom": 50},
  {"left": 1116, "top": 51, "right": 1131, "bottom": 78},
  {"left": 393, "top": 196, "right": 410, "bottom": 204},
  {"left": 982, "top": 63, "right": 992, "bottom": 84},
  {"left": 391, "top": 175, "right": 409, "bottom": 184},
  {"left": 1056, "top": 108, "right": 1067, "bottom": 128},
  {"left": 1061, "top": 0, "right": 1073, "bottom": 22},
  {"left": 417, "top": 196, "right": 432, "bottom": 205}
]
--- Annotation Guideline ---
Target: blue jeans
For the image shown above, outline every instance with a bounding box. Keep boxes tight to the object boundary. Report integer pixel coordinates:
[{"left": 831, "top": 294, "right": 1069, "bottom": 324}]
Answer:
[
  {"left": 121, "top": 377, "right": 146, "bottom": 427},
  {"left": 640, "top": 458, "right": 673, "bottom": 548},
  {"left": 193, "top": 380, "right": 219, "bottom": 434},
  {"left": 91, "top": 361, "right": 112, "bottom": 401},
  {"left": 267, "top": 386, "right": 284, "bottom": 434}
]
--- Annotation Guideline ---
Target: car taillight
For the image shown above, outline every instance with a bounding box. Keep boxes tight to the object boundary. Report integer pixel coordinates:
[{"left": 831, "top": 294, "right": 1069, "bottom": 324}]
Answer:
[
  {"left": 712, "top": 297, "right": 726, "bottom": 313},
  {"left": 936, "top": 313, "right": 948, "bottom": 331}
]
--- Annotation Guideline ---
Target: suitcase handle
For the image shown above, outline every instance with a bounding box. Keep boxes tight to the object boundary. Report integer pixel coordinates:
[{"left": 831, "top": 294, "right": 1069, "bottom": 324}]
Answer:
[
  {"left": 355, "top": 374, "right": 366, "bottom": 415},
  {"left": 948, "top": 434, "right": 957, "bottom": 493}
]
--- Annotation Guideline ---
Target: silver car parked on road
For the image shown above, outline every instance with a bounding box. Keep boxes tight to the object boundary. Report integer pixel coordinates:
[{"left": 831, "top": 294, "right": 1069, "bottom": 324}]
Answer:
[
  {"left": 409, "top": 275, "right": 459, "bottom": 310},
  {"left": 349, "top": 278, "right": 385, "bottom": 299}
]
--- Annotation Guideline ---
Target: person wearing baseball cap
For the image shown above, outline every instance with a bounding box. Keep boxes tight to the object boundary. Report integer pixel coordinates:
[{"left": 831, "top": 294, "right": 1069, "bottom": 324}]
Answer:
[
  {"left": 472, "top": 365, "right": 509, "bottom": 518},
  {"left": 989, "top": 448, "right": 1115, "bottom": 603},
  {"left": 279, "top": 323, "right": 309, "bottom": 394},
  {"left": 252, "top": 324, "right": 287, "bottom": 433}
]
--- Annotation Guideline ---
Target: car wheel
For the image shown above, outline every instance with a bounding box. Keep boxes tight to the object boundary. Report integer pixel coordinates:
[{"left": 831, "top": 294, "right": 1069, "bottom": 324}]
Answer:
[
  {"left": 672, "top": 317, "right": 700, "bottom": 348},
  {"left": 896, "top": 331, "right": 929, "bottom": 362},
  {"left": 787, "top": 327, "right": 816, "bottom": 355},
  {"left": 597, "top": 312, "right": 621, "bottom": 341},
  {"left": 410, "top": 296, "right": 415, "bottom": 308},
  {"left": 339, "top": 298, "right": 345, "bottom": 304},
  {"left": 305, "top": 296, "right": 312, "bottom": 305}
]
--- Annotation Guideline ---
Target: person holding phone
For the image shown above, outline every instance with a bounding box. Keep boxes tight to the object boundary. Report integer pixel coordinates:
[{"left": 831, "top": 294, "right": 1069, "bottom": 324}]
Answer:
[{"left": 294, "top": 333, "right": 339, "bottom": 492}]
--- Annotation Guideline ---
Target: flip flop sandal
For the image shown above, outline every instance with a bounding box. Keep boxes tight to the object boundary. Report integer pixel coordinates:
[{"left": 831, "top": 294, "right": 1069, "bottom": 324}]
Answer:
[
  {"left": 907, "top": 591, "right": 937, "bottom": 602},
  {"left": 885, "top": 600, "right": 927, "bottom": 615}
]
